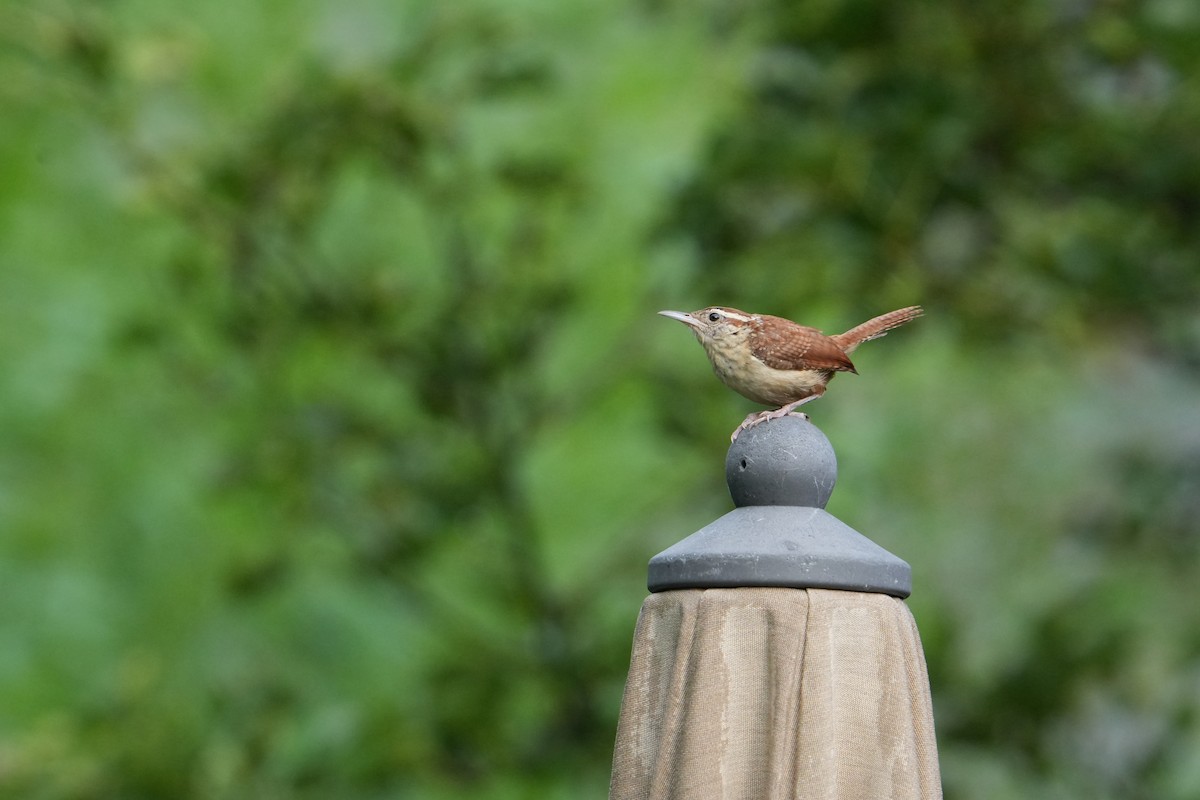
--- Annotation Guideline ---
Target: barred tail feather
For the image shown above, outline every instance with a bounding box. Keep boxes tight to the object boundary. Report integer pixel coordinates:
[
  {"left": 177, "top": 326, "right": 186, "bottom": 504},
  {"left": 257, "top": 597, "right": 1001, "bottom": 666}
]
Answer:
[{"left": 832, "top": 306, "right": 923, "bottom": 353}]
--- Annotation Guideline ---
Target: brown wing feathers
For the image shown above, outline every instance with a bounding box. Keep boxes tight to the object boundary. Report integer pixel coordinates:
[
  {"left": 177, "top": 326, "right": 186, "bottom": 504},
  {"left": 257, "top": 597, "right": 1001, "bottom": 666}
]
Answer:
[{"left": 748, "top": 315, "right": 858, "bottom": 373}]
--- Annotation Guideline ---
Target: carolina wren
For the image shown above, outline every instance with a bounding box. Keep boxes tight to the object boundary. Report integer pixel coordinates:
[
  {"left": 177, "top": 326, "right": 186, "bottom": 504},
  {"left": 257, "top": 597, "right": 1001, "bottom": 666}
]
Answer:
[{"left": 659, "top": 305, "right": 923, "bottom": 440}]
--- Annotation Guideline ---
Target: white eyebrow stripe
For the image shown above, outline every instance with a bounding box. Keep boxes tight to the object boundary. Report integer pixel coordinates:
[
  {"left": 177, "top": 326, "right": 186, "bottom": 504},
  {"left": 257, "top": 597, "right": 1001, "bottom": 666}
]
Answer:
[{"left": 714, "top": 309, "right": 754, "bottom": 323}]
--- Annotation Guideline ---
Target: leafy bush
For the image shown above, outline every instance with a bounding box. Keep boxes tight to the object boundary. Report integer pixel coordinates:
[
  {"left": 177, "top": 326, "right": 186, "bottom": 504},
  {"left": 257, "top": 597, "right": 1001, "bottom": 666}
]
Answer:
[{"left": 2, "top": 1, "right": 1198, "bottom": 798}]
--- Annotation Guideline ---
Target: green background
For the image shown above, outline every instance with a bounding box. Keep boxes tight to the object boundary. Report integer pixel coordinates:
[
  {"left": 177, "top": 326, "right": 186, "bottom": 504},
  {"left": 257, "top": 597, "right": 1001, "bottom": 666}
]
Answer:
[{"left": 3, "top": 1, "right": 1199, "bottom": 797}]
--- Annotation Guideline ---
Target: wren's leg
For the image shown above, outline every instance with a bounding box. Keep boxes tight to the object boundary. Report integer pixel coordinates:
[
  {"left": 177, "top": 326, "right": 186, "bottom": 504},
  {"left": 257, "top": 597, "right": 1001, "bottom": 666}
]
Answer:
[
  {"left": 771, "top": 392, "right": 823, "bottom": 419},
  {"left": 729, "top": 390, "right": 825, "bottom": 441}
]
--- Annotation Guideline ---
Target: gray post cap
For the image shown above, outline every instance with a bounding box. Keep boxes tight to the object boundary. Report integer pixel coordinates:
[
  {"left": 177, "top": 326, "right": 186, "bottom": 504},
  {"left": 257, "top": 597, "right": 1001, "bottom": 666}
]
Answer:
[{"left": 648, "top": 415, "right": 912, "bottom": 597}]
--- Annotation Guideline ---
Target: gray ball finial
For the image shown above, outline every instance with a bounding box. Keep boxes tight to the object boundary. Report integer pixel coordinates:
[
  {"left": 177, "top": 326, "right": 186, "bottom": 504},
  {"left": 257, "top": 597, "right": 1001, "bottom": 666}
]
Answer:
[
  {"left": 726, "top": 416, "right": 837, "bottom": 508},
  {"left": 647, "top": 415, "right": 912, "bottom": 597}
]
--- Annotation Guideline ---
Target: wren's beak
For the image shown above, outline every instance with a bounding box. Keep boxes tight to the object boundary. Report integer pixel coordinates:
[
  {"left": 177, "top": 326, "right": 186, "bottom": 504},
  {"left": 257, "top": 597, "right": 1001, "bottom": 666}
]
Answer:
[{"left": 658, "top": 310, "right": 702, "bottom": 329}]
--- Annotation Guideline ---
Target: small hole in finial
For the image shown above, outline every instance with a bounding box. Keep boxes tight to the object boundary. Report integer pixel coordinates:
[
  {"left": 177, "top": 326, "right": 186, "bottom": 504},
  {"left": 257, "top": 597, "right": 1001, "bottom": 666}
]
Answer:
[{"left": 739, "top": 458, "right": 748, "bottom": 471}]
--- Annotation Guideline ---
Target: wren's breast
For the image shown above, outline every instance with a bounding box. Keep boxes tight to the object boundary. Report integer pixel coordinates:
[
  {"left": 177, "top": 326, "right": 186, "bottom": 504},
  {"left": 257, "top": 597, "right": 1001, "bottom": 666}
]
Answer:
[{"left": 700, "top": 335, "right": 829, "bottom": 407}]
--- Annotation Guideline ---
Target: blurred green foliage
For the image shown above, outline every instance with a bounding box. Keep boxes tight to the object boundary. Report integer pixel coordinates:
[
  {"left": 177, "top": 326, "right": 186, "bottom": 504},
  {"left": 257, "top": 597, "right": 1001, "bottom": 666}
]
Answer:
[{"left": 2, "top": 0, "right": 1199, "bottom": 798}]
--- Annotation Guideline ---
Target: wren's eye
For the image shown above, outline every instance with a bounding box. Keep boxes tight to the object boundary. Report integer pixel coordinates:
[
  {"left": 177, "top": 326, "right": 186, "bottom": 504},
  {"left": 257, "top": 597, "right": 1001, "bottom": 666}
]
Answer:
[{"left": 707, "top": 312, "right": 721, "bottom": 322}]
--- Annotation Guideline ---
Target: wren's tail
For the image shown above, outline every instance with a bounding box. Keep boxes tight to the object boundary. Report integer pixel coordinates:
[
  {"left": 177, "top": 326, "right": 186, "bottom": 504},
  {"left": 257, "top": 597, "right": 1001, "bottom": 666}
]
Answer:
[{"left": 832, "top": 306, "right": 923, "bottom": 354}]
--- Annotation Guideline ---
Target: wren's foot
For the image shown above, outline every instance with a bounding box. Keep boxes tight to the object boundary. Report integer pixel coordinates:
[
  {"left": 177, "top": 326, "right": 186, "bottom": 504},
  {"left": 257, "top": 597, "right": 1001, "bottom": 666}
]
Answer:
[
  {"left": 730, "top": 412, "right": 764, "bottom": 442},
  {"left": 729, "top": 409, "right": 811, "bottom": 442},
  {"left": 729, "top": 394, "right": 823, "bottom": 441}
]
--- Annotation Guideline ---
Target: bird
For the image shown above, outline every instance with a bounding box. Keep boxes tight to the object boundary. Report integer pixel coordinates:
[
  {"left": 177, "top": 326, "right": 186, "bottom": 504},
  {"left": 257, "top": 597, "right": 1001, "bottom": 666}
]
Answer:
[{"left": 658, "top": 305, "right": 923, "bottom": 440}]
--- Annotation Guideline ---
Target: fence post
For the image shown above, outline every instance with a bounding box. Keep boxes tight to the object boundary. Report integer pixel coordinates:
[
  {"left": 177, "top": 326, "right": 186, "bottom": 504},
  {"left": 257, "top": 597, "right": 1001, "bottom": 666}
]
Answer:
[{"left": 610, "top": 415, "right": 942, "bottom": 799}]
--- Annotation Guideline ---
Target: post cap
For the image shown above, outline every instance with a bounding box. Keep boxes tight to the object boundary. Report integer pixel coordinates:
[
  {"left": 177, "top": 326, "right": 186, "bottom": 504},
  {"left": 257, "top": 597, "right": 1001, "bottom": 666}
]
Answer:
[{"left": 648, "top": 415, "right": 911, "bottom": 597}]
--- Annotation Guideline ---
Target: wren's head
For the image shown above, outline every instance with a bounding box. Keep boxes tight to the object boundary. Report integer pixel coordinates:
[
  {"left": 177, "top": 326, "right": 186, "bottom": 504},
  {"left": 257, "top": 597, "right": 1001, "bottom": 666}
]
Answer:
[
  {"left": 657, "top": 307, "right": 754, "bottom": 344},
  {"left": 657, "top": 307, "right": 760, "bottom": 379}
]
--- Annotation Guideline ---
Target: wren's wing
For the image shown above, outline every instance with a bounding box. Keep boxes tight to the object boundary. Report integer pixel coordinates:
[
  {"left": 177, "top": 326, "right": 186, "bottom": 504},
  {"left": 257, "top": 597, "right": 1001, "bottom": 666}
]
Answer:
[{"left": 749, "top": 315, "right": 857, "bottom": 373}]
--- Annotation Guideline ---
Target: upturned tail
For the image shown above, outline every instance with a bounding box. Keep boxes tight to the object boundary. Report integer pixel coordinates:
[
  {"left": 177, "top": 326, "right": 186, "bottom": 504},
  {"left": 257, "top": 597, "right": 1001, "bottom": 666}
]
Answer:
[{"left": 832, "top": 306, "right": 923, "bottom": 354}]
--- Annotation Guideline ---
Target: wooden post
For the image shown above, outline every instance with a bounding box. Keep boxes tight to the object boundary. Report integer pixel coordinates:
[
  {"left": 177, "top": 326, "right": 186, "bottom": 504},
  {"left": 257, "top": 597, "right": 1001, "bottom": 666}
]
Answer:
[{"left": 611, "top": 416, "right": 941, "bottom": 799}]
